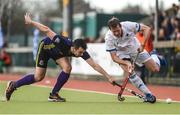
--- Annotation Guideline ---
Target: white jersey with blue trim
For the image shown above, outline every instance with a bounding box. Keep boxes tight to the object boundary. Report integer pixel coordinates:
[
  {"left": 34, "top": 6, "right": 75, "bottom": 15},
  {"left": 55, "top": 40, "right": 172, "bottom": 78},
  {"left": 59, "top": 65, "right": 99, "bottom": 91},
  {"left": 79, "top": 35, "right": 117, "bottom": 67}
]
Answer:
[{"left": 105, "top": 21, "right": 141, "bottom": 59}]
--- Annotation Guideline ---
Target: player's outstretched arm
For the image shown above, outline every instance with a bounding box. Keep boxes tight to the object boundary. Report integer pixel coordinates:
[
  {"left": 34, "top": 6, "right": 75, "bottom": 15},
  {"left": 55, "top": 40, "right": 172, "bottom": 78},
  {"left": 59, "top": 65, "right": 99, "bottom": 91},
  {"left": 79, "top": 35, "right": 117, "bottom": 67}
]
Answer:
[
  {"left": 85, "top": 57, "right": 115, "bottom": 83},
  {"left": 24, "top": 13, "right": 56, "bottom": 40}
]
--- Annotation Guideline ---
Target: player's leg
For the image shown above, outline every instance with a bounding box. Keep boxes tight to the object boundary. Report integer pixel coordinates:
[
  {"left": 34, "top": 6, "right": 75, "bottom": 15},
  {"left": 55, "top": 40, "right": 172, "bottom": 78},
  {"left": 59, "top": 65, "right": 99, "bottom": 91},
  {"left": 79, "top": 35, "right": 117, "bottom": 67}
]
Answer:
[
  {"left": 120, "top": 55, "right": 152, "bottom": 95},
  {"left": 150, "top": 50, "right": 168, "bottom": 73},
  {"left": 144, "top": 50, "right": 160, "bottom": 72},
  {"left": 150, "top": 50, "right": 160, "bottom": 66},
  {"left": 13, "top": 40, "right": 49, "bottom": 86},
  {"left": 5, "top": 41, "right": 48, "bottom": 101},
  {"left": 5, "top": 67, "right": 46, "bottom": 101},
  {"left": 133, "top": 52, "right": 157, "bottom": 103},
  {"left": 135, "top": 65, "right": 147, "bottom": 85},
  {"left": 144, "top": 58, "right": 160, "bottom": 73},
  {"left": 129, "top": 70, "right": 156, "bottom": 103},
  {"left": 15, "top": 67, "right": 46, "bottom": 88},
  {"left": 120, "top": 59, "right": 154, "bottom": 103},
  {"left": 129, "top": 71, "right": 151, "bottom": 95},
  {"left": 48, "top": 57, "right": 71, "bottom": 102}
]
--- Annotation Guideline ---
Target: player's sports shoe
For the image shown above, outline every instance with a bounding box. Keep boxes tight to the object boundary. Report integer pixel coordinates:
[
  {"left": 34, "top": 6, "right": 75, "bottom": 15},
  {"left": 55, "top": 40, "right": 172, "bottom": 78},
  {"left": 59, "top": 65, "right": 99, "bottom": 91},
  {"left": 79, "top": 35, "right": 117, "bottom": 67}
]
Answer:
[
  {"left": 144, "top": 93, "right": 156, "bottom": 103},
  {"left": 5, "top": 81, "right": 16, "bottom": 101},
  {"left": 48, "top": 93, "right": 66, "bottom": 102}
]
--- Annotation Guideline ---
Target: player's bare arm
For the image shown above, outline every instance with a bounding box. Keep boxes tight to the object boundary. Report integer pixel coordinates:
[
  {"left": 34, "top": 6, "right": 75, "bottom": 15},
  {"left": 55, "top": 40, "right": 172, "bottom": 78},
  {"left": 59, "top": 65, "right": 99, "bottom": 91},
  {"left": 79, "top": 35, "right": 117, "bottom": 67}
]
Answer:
[
  {"left": 85, "top": 57, "right": 115, "bottom": 83},
  {"left": 24, "top": 13, "right": 56, "bottom": 40}
]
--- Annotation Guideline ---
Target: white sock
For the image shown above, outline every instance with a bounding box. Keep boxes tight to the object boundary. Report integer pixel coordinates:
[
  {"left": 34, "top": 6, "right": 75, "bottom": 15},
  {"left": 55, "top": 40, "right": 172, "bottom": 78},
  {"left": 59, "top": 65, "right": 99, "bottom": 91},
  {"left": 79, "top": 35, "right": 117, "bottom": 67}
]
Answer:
[{"left": 129, "top": 73, "right": 151, "bottom": 94}]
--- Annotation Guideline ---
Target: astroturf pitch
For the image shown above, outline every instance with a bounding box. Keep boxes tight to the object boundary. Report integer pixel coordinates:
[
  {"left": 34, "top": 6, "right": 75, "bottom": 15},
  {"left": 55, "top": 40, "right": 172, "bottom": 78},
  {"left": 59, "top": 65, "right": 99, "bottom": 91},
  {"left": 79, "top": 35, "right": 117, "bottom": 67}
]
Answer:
[{"left": 0, "top": 82, "right": 179, "bottom": 114}]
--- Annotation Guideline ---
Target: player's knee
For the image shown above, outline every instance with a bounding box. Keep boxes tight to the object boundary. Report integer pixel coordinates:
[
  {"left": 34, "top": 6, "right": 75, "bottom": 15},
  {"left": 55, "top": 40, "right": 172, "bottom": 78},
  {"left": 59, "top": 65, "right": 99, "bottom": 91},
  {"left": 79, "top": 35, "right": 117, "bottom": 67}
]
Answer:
[
  {"left": 155, "top": 67, "right": 160, "bottom": 72},
  {"left": 63, "top": 65, "right": 72, "bottom": 73},
  {"left": 151, "top": 66, "right": 160, "bottom": 73},
  {"left": 34, "top": 76, "right": 44, "bottom": 82}
]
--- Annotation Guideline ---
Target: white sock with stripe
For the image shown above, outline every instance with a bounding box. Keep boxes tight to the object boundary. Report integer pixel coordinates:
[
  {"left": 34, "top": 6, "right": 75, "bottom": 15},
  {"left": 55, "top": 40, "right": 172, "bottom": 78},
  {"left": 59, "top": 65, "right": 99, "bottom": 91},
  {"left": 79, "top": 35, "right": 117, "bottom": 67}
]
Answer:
[{"left": 129, "top": 73, "right": 151, "bottom": 94}]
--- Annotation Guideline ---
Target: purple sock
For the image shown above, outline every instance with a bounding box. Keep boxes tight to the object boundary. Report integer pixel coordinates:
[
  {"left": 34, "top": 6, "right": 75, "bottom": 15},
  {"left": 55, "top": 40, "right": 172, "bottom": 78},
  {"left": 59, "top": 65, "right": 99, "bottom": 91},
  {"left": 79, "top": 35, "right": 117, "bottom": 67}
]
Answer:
[
  {"left": 15, "top": 74, "right": 36, "bottom": 88},
  {"left": 52, "top": 71, "right": 70, "bottom": 94}
]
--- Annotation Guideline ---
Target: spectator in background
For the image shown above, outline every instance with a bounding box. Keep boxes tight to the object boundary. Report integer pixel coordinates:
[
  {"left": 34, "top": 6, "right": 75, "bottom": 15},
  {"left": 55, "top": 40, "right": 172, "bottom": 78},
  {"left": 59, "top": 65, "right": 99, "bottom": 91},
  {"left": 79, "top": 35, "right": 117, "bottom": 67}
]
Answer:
[
  {"left": 174, "top": 26, "right": 180, "bottom": 52},
  {"left": 175, "top": 26, "right": 180, "bottom": 40},
  {"left": 150, "top": 3, "right": 180, "bottom": 41},
  {"left": 158, "top": 11, "right": 166, "bottom": 28},
  {"left": 0, "top": 49, "right": 3, "bottom": 73},
  {"left": 158, "top": 28, "right": 166, "bottom": 41},
  {"left": 161, "top": 17, "right": 173, "bottom": 40},
  {"left": 171, "top": 25, "right": 180, "bottom": 40},
  {"left": 170, "top": 18, "right": 180, "bottom": 40},
  {"left": 0, "top": 43, "right": 11, "bottom": 73},
  {"left": 172, "top": 3, "right": 179, "bottom": 16},
  {"left": 176, "top": 5, "right": 180, "bottom": 19}
]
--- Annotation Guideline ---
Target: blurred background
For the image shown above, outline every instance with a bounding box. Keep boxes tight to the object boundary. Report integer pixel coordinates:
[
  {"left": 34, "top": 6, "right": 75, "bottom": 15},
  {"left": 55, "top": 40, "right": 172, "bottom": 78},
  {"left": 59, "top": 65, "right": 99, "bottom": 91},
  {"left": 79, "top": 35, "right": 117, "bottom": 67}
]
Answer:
[{"left": 0, "top": 0, "right": 180, "bottom": 86}]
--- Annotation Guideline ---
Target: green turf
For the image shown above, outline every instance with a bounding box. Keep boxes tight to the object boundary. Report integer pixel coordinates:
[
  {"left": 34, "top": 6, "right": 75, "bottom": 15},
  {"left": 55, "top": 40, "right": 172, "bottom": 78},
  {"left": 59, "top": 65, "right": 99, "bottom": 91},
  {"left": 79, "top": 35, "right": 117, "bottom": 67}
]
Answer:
[{"left": 0, "top": 82, "right": 180, "bottom": 114}]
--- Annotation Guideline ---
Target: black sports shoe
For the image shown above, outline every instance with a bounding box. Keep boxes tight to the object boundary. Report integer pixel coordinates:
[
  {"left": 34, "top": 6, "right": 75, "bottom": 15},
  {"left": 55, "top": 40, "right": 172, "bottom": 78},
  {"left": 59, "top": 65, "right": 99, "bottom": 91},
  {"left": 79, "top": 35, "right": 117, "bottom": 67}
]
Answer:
[
  {"left": 5, "top": 81, "right": 16, "bottom": 101},
  {"left": 144, "top": 93, "right": 156, "bottom": 103},
  {"left": 48, "top": 93, "right": 66, "bottom": 102}
]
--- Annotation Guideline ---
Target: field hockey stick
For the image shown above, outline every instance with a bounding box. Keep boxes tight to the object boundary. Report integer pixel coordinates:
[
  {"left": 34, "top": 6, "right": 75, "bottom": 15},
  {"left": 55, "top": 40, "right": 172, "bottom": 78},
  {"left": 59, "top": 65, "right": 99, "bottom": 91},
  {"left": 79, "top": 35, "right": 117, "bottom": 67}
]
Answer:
[
  {"left": 116, "top": 75, "right": 129, "bottom": 101},
  {"left": 112, "top": 81, "right": 147, "bottom": 101}
]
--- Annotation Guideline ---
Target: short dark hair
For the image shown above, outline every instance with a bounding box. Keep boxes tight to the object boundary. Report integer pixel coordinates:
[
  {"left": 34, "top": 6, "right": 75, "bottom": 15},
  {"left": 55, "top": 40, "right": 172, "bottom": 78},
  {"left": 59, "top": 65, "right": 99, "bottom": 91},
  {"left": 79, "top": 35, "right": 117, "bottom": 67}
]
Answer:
[
  {"left": 108, "top": 17, "right": 121, "bottom": 29},
  {"left": 72, "top": 39, "right": 87, "bottom": 50}
]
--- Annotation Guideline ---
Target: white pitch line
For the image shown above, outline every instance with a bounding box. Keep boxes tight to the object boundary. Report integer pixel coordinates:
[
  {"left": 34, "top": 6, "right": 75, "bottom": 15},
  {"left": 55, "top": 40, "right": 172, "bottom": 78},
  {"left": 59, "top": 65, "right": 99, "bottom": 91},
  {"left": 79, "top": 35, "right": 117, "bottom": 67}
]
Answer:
[
  {"left": 0, "top": 113, "right": 178, "bottom": 115},
  {"left": 33, "top": 84, "right": 135, "bottom": 98}
]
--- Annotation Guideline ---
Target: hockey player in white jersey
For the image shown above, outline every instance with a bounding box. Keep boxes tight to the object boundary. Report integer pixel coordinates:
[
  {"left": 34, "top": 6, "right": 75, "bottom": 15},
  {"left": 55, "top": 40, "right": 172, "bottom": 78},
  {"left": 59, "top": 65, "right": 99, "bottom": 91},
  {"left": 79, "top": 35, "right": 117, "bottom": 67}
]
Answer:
[{"left": 105, "top": 17, "right": 160, "bottom": 103}]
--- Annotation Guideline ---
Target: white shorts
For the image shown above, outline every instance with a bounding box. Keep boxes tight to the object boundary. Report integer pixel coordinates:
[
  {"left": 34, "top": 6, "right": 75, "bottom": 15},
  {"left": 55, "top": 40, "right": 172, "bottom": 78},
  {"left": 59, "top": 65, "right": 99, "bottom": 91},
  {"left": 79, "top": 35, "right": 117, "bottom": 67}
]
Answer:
[{"left": 118, "top": 50, "right": 151, "bottom": 67}]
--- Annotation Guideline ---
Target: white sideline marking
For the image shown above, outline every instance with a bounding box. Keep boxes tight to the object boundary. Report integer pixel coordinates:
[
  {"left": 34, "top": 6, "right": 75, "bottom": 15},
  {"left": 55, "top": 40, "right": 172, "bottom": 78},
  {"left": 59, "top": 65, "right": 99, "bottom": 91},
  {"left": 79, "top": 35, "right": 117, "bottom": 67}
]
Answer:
[
  {"left": 33, "top": 84, "right": 180, "bottom": 103},
  {"left": 0, "top": 113, "right": 178, "bottom": 115}
]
